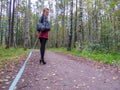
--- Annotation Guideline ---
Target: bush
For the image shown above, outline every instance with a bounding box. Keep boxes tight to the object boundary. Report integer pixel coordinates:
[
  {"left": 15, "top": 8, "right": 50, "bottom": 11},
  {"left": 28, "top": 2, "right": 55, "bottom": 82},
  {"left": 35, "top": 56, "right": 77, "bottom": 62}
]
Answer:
[{"left": 87, "top": 42, "right": 107, "bottom": 52}]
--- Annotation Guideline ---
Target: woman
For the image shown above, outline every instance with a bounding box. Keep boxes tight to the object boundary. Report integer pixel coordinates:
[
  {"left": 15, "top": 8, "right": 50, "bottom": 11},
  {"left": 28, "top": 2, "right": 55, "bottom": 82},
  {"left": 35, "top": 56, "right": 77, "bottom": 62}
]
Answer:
[{"left": 38, "top": 8, "right": 50, "bottom": 64}]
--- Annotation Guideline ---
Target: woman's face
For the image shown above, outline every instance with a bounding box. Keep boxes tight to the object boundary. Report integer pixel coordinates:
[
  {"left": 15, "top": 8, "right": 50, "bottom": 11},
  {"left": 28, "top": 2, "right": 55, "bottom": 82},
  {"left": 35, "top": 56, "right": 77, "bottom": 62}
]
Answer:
[{"left": 44, "top": 10, "right": 49, "bottom": 17}]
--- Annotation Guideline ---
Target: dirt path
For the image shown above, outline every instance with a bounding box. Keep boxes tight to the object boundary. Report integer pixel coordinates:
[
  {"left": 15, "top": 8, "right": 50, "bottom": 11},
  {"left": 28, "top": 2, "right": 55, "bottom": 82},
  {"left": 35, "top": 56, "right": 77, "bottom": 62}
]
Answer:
[{"left": 15, "top": 50, "right": 120, "bottom": 90}]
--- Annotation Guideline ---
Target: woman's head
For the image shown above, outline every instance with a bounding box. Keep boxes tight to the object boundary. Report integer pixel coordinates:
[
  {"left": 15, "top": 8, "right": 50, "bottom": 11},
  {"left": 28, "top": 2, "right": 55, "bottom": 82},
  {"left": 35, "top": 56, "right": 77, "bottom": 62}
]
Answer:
[{"left": 43, "top": 8, "right": 49, "bottom": 17}]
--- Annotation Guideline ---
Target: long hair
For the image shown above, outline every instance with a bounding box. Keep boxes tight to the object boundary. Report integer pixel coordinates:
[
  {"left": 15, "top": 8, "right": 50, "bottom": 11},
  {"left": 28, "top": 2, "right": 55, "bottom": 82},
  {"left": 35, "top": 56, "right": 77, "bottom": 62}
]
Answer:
[
  {"left": 43, "top": 8, "right": 49, "bottom": 15},
  {"left": 39, "top": 8, "right": 49, "bottom": 22}
]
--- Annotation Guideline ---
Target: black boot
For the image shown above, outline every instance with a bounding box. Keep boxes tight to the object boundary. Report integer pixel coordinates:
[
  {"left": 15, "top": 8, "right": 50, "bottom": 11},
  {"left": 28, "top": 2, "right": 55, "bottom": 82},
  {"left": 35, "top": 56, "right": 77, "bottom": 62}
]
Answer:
[{"left": 40, "top": 59, "right": 46, "bottom": 65}]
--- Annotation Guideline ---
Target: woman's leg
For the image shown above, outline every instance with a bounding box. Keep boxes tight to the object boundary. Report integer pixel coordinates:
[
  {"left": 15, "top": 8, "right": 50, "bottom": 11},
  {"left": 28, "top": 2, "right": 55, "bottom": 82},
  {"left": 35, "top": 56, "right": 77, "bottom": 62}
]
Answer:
[{"left": 40, "top": 38, "right": 47, "bottom": 60}]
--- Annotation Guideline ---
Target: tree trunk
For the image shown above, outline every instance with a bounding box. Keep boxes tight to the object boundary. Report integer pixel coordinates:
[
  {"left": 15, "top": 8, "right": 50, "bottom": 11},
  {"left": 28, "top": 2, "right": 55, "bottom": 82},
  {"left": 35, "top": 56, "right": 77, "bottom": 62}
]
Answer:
[
  {"left": 55, "top": 0, "right": 59, "bottom": 48},
  {"left": 8, "top": 0, "right": 12, "bottom": 47},
  {"left": 95, "top": 0, "right": 98, "bottom": 42},
  {"left": 48, "top": 1, "right": 53, "bottom": 47},
  {"left": 67, "top": 0, "right": 73, "bottom": 51},
  {"left": 10, "top": 0, "right": 16, "bottom": 46},
  {"left": 0, "top": 0, "right": 3, "bottom": 45},
  {"left": 6, "top": 0, "right": 12, "bottom": 48},
  {"left": 73, "top": 0, "right": 78, "bottom": 48},
  {"left": 78, "top": 0, "right": 83, "bottom": 52},
  {"left": 13, "top": 0, "right": 19, "bottom": 48},
  {"left": 61, "top": 0, "right": 65, "bottom": 47},
  {"left": 24, "top": 0, "right": 31, "bottom": 50}
]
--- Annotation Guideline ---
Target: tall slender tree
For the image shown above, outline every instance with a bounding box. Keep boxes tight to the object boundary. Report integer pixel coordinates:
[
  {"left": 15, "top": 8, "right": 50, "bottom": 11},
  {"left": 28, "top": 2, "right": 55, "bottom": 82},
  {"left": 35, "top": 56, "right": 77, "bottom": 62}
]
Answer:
[
  {"left": 55, "top": 0, "right": 59, "bottom": 48},
  {"left": 78, "top": 0, "right": 83, "bottom": 51},
  {"left": 9, "top": 0, "right": 16, "bottom": 47},
  {"left": 24, "top": 0, "right": 31, "bottom": 50},
  {"left": 67, "top": 0, "right": 73, "bottom": 51},
  {"left": 0, "top": 0, "right": 3, "bottom": 45},
  {"left": 13, "top": 0, "right": 19, "bottom": 48},
  {"left": 73, "top": 0, "right": 78, "bottom": 48},
  {"left": 6, "top": 0, "right": 12, "bottom": 48}
]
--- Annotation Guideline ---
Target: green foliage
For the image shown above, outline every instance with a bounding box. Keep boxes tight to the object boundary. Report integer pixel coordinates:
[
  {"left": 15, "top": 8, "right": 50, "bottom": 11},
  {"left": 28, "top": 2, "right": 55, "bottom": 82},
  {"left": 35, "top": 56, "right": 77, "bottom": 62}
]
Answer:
[
  {"left": 110, "top": 1, "right": 116, "bottom": 9},
  {"left": 0, "top": 46, "right": 29, "bottom": 60},
  {"left": 115, "top": 10, "right": 120, "bottom": 16},
  {"left": 87, "top": 42, "right": 107, "bottom": 52},
  {"left": 48, "top": 48, "right": 120, "bottom": 66}
]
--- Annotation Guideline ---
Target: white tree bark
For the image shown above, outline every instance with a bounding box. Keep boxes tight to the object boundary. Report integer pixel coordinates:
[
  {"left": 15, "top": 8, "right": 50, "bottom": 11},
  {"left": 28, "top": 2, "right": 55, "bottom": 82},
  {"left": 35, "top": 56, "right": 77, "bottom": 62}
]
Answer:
[
  {"left": 55, "top": 0, "right": 59, "bottom": 48},
  {"left": 67, "top": 0, "right": 73, "bottom": 51},
  {"left": 78, "top": 0, "right": 83, "bottom": 52},
  {"left": 24, "top": 0, "right": 31, "bottom": 50}
]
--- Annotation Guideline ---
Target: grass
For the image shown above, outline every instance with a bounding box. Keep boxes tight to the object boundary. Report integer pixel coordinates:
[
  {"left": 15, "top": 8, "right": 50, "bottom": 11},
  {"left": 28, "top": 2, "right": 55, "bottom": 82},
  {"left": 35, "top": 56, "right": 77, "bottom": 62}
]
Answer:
[
  {"left": 0, "top": 46, "right": 30, "bottom": 65},
  {"left": 48, "top": 48, "right": 120, "bottom": 66}
]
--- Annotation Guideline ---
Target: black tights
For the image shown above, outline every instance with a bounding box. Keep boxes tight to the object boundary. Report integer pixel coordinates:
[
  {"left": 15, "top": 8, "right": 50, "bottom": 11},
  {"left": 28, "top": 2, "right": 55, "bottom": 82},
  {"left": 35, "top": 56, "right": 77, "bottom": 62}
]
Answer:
[{"left": 40, "top": 38, "right": 47, "bottom": 60}]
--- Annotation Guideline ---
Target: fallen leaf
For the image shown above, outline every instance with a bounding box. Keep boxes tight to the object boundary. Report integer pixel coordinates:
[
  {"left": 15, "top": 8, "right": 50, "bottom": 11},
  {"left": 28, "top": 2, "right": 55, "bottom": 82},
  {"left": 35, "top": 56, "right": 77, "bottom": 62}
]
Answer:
[
  {"left": 113, "top": 76, "right": 119, "bottom": 80},
  {"left": 3, "top": 79, "right": 9, "bottom": 82},
  {"left": 87, "top": 86, "right": 90, "bottom": 88},
  {"left": 73, "top": 80, "right": 76, "bottom": 82},
  {"left": 54, "top": 71, "right": 57, "bottom": 73},
  {"left": 59, "top": 78, "right": 63, "bottom": 81},
  {"left": 6, "top": 76, "right": 11, "bottom": 79},
  {"left": 82, "top": 83, "right": 87, "bottom": 87},
  {"left": 30, "top": 73, "right": 33, "bottom": 75},
  {"left": 35, "top": 78, "right": 39, "bottom": 81},
  {"left": 1, "top": 86, "right": 6, "bottom": 89},
  {"left": 46, "top": 86, "right": 50, "bottom": 89},
  {"left": 22, "top": 79, "right": 25, "bottom": 82},
  {"left": 12, "top": 76, "right": 15, "bottom": 79},
  {"left": 99, "top": 69, "right": 103, "bottom": 72},
  {"left": 42, "top": 77, "right": 47, "bottom": 80},
  {"left": 53, "top": 65, "right": 56, "bottom": 67},
  {"left": 5, "top": 81, "right": 10, "bottom": 84},
  {"left": 0, "top": 79, "right": 4, "bottom": 82},
  {"left": 29, "top": 80, "right": 32, "bottom": 83},
  {"left": 92, "top": 77, "right": 96, "bottom": 80},
  {"left": 105, "top": 79, "right": 110, "bottom": 82},
  {"left": 78, "top": 84, "right": 82, "bottom": 87},
  {"left": 81, "top": 71, "right": 84, "bottom": 73},
  {"left": 52, "top": 73, "right": 56, "bottom": 76},
  {"left": 14, "top": 86, "right": 17, "bottom": 90},
  {"left": 52, "top": 80, "right": 57, "bottom": 83},
  {"left": 48, "top": 66, "right": 51, "bottom": 68},
  {"left": 1, "top": 71, "right": 4, "bottom": 74},
  {"left": 73, "top": 85, "right": 79, "bottom": 88}
]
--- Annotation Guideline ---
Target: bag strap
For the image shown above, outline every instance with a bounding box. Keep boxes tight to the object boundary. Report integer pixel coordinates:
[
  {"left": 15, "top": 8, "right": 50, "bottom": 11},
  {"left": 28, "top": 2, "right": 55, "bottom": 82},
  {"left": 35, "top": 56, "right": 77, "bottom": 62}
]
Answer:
[{"left": 43, "top": 16, "right": 46, "bottom": 25}]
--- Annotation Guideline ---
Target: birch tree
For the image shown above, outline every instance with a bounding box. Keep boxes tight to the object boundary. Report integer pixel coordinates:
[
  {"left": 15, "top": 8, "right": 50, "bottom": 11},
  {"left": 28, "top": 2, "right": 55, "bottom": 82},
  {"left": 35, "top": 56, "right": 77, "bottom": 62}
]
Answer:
[
  {"left": 55, "top": 0, "right": 59, "bottom": 48},
  {"left": 78, "top": 0, "right": 83, "bottom": 52},
  {"left": 67, "top": 0, "right": 73, "bottom": 51},
  {"left": 6, "top": 0, "right": 12, "bottom": 48},
  {"left": 24, "top": 0, "right": 31, "bottom": 50},
  {"left": 0, "top": 0, "right": 3, "bottom": 45}
]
